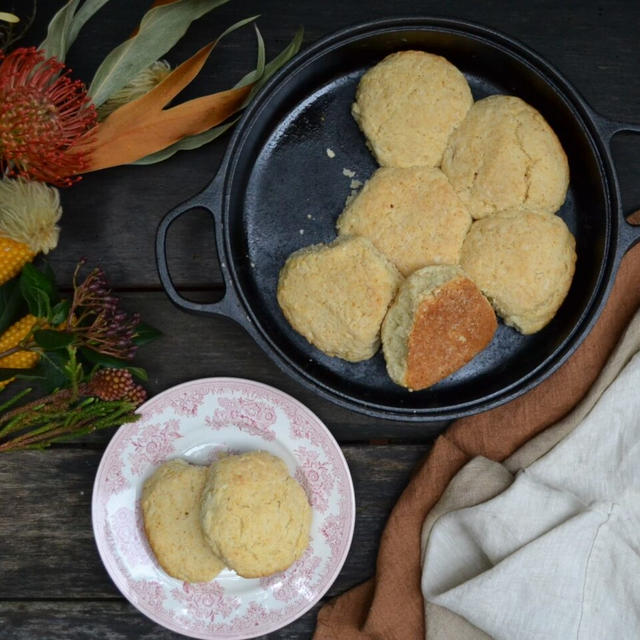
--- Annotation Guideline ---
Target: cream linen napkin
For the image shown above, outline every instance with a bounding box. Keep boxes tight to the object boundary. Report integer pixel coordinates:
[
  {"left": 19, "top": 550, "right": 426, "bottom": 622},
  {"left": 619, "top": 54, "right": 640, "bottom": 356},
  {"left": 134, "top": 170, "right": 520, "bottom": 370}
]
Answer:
[
  {"left": 420, "top": 309, "right": 640, "bottom": 639},
  {"left": 421, "top": 310, "right": 640, "bottom": 640}
]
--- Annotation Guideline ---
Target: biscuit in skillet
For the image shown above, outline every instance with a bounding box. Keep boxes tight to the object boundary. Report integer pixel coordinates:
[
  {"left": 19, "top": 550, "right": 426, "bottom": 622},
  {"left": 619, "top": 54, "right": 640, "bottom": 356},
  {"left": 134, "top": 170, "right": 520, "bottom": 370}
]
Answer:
[
  {"left": 337, "top": 166, "right": 471, "bottom": 276},
  {"left": 441, "top": 95, "right": 569, "bottom": 219},
  {"left": 460, "top": 208, "right": 576, "bottom": 334},
  {"left": 277, "top": 235, "right": 402, "bottom": 361},
  {"left": 382, "top": 265, "right": 497, "bottom": 390},
  {"left": 352, "top": 50, "right": 473, "bottom": 168}
]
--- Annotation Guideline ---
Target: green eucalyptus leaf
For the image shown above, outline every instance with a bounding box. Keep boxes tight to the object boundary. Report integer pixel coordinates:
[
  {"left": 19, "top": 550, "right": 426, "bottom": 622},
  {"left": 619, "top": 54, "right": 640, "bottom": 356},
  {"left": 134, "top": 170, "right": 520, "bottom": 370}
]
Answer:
[
  {"left": 36, "top": 351, "right": 70, "bottom": 392},
  {"left": 242, "top": 26, "right": 303, "bottom": 104},
  {"left": 40, "top": 0, "right": 113, "bottom": 61},
  {"left": 19, "top": 264, "right": 55, "bottom": 319},
  {"left": 50, "top": 300, "right": 71, "bottom": 326},
  {"left": 132, "top": 322, "right": 162, "bottom": 347},
  {"left": 0, "top": 277, "right": 26, "bottom": 335},
  {"left": 20, "top": 264, "right": 55, "bottom": 299},
  {"left": 132, "top": 26, "right": 303, "bottom": 165},
  {"left": 89, "top": 0, "right": 231, "bottom": 106},
  {"left": 39, "top": 0, "right": 82, "bottom": 61},
  {"left": 79, "top": 347, "right": 149, "bottom": 381},
  {"left": 0, "top": 368, "right": 22, "bottom": 382},
  {"left": 123, "top": 366, "right": 148, "bottom": 382},
  {"left": 132, "top": 118, "right": 239, "bottom": 164},
  {"left": 68, "top": 0, "right": 113, "bottom": 46},
  {"left": 33, "top": 330, "right": 74, "bottom": 351}
]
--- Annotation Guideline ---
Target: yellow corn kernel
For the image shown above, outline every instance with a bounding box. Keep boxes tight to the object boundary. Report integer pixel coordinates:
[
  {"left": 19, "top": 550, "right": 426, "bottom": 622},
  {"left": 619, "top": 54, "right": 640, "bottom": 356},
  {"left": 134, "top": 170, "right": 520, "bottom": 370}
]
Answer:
[
  {"left": 0, "top": 315, "right": 39, "bottom": 390},
  {"left": 0, "top": 236, "right": 34, "bottom": 286}
]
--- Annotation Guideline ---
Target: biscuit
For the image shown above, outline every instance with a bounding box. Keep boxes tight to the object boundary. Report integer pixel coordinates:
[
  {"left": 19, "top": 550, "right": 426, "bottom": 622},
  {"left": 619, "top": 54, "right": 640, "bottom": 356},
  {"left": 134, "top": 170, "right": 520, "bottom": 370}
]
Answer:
[
  {"left": 200, "top": 451, "right": 312, "bottom": 578},
  {"left": 141, "top": 459, "right": 225, "bottom": 582},
  {"left": 382, "top": 265, "right": 497, "bottom": 390},
  {"left": 441, "top": 95, "right": 569, "bottom": 219},
  {"left": 460, "top": 209, "right": 576, "bottom": 334},
  {"left": 352, "top": 50, "right": 473, "bottom": 168},
  {"left": 277, "top": 235, "right": 402, "bottom": 361},
  {"left": 336, "top": 166, "right": 471, "bottom": 276}
]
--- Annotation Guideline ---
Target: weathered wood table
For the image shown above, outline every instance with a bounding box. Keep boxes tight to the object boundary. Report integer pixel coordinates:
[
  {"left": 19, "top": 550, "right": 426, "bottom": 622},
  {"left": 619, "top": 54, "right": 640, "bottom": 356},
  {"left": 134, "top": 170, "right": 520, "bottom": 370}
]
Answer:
[{"left": 1, "top": 0, "right": 639, "bottom": 637}]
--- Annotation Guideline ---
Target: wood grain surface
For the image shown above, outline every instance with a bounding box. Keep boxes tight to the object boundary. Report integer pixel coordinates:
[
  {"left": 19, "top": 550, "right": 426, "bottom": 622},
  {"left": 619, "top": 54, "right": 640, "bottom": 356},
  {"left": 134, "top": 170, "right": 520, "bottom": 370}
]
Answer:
[{"left": 2, "top": 0, "right": 639, "bottom": 638}]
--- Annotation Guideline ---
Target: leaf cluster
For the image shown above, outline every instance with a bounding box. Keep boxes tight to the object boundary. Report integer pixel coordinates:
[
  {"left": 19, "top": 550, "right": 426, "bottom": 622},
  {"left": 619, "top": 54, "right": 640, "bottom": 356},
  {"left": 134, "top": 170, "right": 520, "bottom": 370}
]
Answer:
[
  {"left": 38, "top": 0, "right": 303, "bottom": 165},
  {"left": 0, "top": 261, "right": 160, "bottom": 393}
]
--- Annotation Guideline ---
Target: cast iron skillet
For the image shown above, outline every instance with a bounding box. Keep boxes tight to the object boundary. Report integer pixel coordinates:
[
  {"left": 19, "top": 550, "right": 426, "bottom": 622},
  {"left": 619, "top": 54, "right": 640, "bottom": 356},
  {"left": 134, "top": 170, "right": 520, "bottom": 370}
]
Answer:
[{"left": 156, "top": 17, "right": 640, "bottom": 421}]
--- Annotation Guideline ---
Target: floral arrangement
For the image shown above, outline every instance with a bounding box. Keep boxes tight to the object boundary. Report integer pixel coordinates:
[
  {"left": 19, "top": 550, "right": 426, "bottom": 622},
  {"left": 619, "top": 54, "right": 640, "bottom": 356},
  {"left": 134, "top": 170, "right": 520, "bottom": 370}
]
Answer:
[
  {"left": 0, "top": 259, "right": 160, "bottom": 452},
  {"left": 0, "top": 1, "right": 302, "bottom": 450}
]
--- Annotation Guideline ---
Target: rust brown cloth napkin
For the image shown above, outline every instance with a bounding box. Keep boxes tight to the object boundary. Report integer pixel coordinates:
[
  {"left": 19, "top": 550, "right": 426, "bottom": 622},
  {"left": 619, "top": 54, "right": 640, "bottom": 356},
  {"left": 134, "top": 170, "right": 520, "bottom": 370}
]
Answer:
[{"left": 314, "top": 243, "right": 640, "bottom": 640}]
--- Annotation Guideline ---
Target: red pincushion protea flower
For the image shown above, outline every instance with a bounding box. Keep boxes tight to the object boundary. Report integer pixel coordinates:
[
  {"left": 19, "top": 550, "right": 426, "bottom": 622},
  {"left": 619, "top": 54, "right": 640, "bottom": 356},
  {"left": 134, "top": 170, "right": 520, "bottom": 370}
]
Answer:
[{"left": 0, "top": 47, "right": 97, "bottom": 186}]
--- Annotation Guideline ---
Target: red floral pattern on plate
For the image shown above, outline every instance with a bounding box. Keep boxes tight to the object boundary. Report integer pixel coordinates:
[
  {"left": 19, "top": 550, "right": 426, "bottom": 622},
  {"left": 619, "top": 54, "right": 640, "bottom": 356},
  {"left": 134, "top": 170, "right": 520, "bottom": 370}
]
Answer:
[
  {"left": 92, "top": 378, "right": 355, "bottom": 639},
  {"left": 320, "top": 513, "right": 345, "bottom": 558},
  {"left": 111, "top": 506, "right": 147, "bottom": 567},
  {"left": 204, "top": 396, "right": 277, "bottom": 440},
  {"left": 172, "top": 582, "right": 240, "bottom": 626},
  {"left": 129, "top": 419, "right": 180, "bottom": 476},
  {"left": 294, "top": 446, "right": 334, "bottom": 513}
]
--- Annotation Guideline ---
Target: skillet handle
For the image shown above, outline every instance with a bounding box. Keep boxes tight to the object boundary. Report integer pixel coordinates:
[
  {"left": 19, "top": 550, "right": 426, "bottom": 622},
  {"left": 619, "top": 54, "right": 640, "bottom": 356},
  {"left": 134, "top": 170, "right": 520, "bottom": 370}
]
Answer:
[
  {"left": 591, "top": 113, "right": 640, "bottom": 256},
  {"left": 155, "top": 170, "right": 245, "bottom": 323}
]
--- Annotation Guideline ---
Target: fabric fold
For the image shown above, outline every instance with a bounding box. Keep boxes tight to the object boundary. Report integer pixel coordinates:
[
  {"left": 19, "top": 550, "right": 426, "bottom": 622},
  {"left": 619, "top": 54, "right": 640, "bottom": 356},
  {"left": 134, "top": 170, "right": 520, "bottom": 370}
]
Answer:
[{"left": 421, "top": 349, "right": 640, "bottom": 639}]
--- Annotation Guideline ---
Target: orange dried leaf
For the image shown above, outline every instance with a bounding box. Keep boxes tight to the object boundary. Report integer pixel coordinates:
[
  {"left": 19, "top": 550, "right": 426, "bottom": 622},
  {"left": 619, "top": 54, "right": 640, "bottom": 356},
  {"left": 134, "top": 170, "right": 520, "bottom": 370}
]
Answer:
[{"left": 71, "top": 42, "right": 252, "bottom": 172}]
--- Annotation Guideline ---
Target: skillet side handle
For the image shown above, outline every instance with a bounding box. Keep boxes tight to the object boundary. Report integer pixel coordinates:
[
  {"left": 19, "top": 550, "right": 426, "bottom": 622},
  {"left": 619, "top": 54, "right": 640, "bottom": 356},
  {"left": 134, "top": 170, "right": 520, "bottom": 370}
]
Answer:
[
  {"left": 155, "top": 174, "right": 244, "bottom": 324},
  {"left": 591, "top": 113, "right": 640, "bottom": 256}
]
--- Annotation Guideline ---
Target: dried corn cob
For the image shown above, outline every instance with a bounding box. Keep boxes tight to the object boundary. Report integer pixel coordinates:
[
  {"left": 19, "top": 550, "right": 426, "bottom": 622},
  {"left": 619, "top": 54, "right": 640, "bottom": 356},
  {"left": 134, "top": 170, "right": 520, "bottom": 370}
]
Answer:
[
  {"left": 0, "top": 236, "right": 35, "bottom": 284},
  {"left": 0, "top": 178, "right": 61, "bottom": 286},
  {"left": 0, "top": 315, "right": 39, "bottom": 391}
]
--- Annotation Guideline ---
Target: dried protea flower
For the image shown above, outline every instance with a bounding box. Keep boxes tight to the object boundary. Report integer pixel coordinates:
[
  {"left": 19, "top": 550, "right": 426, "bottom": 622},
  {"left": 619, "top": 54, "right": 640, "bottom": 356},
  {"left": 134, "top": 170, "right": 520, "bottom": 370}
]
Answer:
[
  {"left": 68, "top": 261, "right": 142, "bottom": 360},
  {"left": 0, "top": 178, "right": 62, "bottom": 283},
  {"left": 87, "top": 368, "right": 147, "bottom": 407},
  {"left": 0, "top": 47, "right": 97, "bottom": 186},
  {"left": 97, "top": 60, "right": 171, "bottom": 121}
]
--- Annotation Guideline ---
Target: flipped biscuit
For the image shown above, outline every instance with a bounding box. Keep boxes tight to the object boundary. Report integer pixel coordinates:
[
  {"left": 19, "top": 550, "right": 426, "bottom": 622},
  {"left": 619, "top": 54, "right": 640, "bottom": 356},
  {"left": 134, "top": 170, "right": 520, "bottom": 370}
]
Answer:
[
  {"left": 277, "top": 235, "right": 402, "bottom": 361},
  {"left": 141, "top": 459, "right": 225, "bottom": 582},
  {"left": 200, "top": 451, "right": 311, "bottom": 578},
  {"left": 460, "top": 208, "right": 576, "bottom": 334},
  {"left": 441, "top": 95, "right": 569, "bottom": 219},
  {"left": 352, "top": 51, "right": 473, "bottom": 168},
  {"left": 337, "top": 166, "right": 471, "bottom": 276},
  {"left": 382, "top": 265, "right": 497, "bottom": 390}
]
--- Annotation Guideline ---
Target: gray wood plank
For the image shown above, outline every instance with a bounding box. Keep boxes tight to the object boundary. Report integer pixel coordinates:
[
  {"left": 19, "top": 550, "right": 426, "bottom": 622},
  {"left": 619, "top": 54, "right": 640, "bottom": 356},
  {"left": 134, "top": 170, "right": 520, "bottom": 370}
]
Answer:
[
  {"left": 0, "top": 445, "right": 430, "bottom": 600},
  {"left": 0, "top": 600, "right": 318, "bottom": 639}
]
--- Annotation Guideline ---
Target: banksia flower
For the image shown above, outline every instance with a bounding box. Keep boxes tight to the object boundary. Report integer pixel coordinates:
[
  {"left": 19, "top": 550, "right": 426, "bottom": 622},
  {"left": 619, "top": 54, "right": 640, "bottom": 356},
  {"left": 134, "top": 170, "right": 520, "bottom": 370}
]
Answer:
[
  {"left": 0, "top": 47, "right": 97, "bottom": 186},
  {"left": 0, "top": 314, "right": 39, "bottom": 391},
  {"left": 0, "top": 177, "right": 61, "bottom": 285},
  {"left": 87, "top": 368, "right": 147, "bottom": 407},
  {"left": 97, "top": 60, "right": 171, "bottom": 121}
]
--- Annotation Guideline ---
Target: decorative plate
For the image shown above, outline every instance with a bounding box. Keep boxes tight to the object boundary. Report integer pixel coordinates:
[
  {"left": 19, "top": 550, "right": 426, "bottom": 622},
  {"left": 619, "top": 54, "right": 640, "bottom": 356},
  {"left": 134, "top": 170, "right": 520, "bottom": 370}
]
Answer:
[{"left": 92, "top": 377, "right": 355, "bottom": 639}]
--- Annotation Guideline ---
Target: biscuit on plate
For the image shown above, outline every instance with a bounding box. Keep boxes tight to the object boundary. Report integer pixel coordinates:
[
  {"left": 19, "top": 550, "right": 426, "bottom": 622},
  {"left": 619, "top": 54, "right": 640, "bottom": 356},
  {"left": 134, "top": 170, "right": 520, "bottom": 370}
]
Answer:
[
  {"left": 336, "top": 166, "right": 471, "bottom": 276},
  {"left": 200, "top": 451, "right": 312, "bottom": 578},
  {"left": 352, "top": 50, "right": 473, "bottom": 168},
  {"left": 460, "top": 208, "right": 576, "bottom": 334},
  {"left": 382, "top": 265, "right": 497, "bottom": 391},
  {"left": 441, "top": 95, "right": 569, "bottom": 219},
  {"left": 141, "top": 459, "right": 225, "bottom": 582},
  {"left": 277, "top": 235, "right": 402, "bottom": 361}
]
